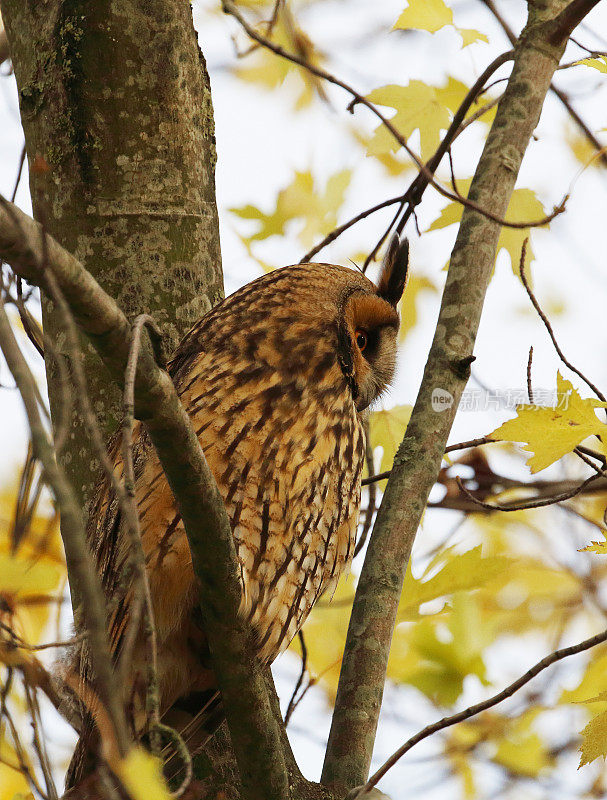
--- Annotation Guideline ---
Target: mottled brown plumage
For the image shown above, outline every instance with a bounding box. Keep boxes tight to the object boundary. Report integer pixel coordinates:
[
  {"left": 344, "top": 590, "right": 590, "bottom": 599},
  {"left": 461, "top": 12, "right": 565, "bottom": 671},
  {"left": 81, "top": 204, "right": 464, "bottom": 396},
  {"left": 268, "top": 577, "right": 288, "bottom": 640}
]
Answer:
[{"left": 67, "top": 240, "right": 408, "bottom": 785}]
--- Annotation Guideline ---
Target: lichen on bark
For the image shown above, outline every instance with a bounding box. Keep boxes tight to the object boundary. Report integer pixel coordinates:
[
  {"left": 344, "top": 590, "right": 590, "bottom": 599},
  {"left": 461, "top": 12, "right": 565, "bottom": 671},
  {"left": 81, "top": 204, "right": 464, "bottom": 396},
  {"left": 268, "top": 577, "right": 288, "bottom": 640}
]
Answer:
[{"left": 1, "top": 0, "right": 223, "bottom": 507}]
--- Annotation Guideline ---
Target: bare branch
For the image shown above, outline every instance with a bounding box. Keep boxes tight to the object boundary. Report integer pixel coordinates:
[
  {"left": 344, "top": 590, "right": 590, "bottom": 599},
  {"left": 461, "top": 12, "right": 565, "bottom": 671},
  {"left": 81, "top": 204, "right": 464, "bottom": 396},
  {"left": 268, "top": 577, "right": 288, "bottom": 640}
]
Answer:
[{"left": 355, "top": 626, "right": 607, "bottom": 797}]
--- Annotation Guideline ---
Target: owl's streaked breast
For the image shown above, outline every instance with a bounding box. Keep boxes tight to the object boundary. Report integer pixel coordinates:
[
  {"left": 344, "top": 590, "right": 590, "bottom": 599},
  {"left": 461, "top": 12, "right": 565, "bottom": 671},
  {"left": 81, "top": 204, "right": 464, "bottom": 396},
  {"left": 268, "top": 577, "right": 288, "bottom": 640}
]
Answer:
[{"left": 140, "top": 312, "right": 366, "bottom": 672}]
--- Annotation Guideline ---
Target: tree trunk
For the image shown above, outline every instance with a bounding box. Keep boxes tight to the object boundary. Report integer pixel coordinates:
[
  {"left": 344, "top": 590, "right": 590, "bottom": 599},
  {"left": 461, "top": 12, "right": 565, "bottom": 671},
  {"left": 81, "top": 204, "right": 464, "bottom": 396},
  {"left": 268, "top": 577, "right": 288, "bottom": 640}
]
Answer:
[{"left": 0, "top": 0, "right": 223, "bottom": 512}]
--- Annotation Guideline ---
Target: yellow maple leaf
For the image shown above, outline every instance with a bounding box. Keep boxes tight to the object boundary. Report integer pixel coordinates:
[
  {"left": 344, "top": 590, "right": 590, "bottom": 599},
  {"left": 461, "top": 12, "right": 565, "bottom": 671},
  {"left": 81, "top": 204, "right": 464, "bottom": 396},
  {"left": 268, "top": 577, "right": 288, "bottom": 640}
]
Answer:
[
  {"left": 427, "top": 182, "right": 548, "bottom": 273},
  {"left": 394, "top": 0, "right": 488, "bottom": 47},
  {"left": 397, "top": 546, "right": 512, "bottom": 622},
  {"left": 230, "top": 169, "right": 352, "bottom": 249},
  {"left": 366, "top": 82, "right": 452, "bottom": 161},
  {"left": 394, "top": 0, "right": 452, "bottom": 33},
  {"left": 490, "top": 373, "right": 607, "bottom": 473},
  {"left": 580, "top": 709, "right": 607, "bottom": 766}
]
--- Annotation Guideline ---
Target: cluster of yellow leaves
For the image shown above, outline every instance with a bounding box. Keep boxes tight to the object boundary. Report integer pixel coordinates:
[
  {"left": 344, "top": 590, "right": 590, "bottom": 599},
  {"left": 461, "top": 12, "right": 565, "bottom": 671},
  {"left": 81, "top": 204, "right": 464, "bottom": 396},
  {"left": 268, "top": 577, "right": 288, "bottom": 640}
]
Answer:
[
  {"left": 291, "top": 398, "right": 607, "bottom": 788},
  {"left": 394, "top": 0, "right": 488, "bottom": 48},
  {"left": 490, "top": 373, "right": 607, "bottom": 472},
  {"left": 427, "top": 182, "right": 548, "bottom": 272}
]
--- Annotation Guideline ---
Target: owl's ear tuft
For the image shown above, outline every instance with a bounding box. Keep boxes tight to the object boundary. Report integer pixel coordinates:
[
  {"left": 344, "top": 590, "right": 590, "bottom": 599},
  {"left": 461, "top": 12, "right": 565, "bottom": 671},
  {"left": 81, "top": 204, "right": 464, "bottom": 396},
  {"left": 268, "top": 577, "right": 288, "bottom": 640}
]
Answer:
[{"left": 376, "top": 234, "right": 409, "bottom": 306}]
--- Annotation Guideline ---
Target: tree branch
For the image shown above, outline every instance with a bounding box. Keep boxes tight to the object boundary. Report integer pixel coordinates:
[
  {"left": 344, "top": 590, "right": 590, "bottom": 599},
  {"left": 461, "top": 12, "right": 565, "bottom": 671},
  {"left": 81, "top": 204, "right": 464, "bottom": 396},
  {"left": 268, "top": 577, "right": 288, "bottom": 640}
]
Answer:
[
  {"left": 479, "top": 0, "right": 607, "bottom": 168},
  {"left": 321, "top": 0, "right": 578, "bottom": 791},
  {"left": 355, "top": 626, "right": 607, "bottom": 796},
  {"left": 0, "top": 198, "right": 289, "bottom": 800}
]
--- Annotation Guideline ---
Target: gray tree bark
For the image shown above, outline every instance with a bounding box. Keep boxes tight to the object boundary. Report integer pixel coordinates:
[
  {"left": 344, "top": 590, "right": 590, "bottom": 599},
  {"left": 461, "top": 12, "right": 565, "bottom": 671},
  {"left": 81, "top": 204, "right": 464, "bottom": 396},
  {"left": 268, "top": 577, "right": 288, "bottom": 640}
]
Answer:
[{"left": 0, "top": 0, "right": 223, "bottom": 509}]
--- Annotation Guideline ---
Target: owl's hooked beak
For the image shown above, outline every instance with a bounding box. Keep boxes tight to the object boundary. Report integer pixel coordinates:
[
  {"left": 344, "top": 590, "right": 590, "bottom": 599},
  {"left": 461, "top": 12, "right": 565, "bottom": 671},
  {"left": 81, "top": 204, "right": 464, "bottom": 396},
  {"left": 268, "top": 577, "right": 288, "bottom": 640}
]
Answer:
[{"left": 376, "top": 233, "right": 409, "bottom": 307}]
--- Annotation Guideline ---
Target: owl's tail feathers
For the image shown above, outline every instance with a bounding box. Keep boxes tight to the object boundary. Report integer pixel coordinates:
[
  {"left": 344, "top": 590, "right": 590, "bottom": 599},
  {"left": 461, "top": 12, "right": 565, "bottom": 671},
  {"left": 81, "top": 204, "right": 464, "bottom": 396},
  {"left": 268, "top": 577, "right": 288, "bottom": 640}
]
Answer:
[{"left": 161, "top": 689, "right": 223, "bottom": 780}]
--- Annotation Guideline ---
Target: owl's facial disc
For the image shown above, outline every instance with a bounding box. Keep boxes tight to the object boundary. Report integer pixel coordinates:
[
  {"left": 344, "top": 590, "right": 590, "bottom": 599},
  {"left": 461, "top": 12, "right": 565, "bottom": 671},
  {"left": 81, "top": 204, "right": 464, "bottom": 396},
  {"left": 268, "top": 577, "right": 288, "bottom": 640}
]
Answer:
[{"left": 341, "top": 292, "right": 400, "bottom": 412}]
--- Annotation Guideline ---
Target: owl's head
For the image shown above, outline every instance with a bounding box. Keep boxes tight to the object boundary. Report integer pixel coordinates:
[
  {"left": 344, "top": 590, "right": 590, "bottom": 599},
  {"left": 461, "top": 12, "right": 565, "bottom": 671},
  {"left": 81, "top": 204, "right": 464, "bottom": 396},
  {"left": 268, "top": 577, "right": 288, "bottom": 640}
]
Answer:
[
  {"left": 171, "top": 235, "right": 409, "bottom": 415},
  {"left": 336, "top": 234, "right": 409, "bottom": 411}
]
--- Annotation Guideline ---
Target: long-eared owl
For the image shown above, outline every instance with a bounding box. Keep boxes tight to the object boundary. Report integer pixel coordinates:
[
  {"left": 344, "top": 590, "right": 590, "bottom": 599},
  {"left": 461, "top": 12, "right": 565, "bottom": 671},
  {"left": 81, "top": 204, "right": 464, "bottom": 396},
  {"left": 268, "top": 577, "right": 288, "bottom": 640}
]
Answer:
[{"left": 67, "top": 235, "right": 409, "bottom": 784}]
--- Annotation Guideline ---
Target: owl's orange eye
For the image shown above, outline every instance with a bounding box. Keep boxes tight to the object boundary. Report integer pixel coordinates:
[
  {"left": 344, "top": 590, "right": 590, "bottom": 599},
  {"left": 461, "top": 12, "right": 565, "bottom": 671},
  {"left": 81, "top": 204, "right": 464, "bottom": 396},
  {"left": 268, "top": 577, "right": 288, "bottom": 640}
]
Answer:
[{"left": 355, "top": 329, "right": 368, "bottom": 352}]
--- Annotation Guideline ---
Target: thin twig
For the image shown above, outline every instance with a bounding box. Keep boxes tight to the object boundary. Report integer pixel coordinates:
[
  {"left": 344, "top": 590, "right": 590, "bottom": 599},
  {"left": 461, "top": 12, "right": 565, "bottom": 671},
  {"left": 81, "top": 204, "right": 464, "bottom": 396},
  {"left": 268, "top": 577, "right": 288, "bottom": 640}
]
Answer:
[
  {"left": 284, "top": 631, "right": 308, "bottom": 726},
  {"left": 0, "top": 680, "right": 49, "bottom": 799},
  {"left": 23, "top": 681, "right": 59, "bottom": 800},
  {"left": 11, "top": 145, "right": 27, "bottom": 204},
  {"left": 527, "top": 346, "right": 534, "bottom": 404},
  {"left": 361, "top": 436, "right": 495, "bottom": 486},
  {"left": 0, "top": 620, "right": 83, "bottom": 651},
  {"left": 455, "top": 471, "right": 600, "bottom": 512},
  {"left": 355, "top": 627, "right": 607, "bottom": 796},
  {"left": 298, "top": 195, "right": 404, "bottom": 264},
  {"left": 518, "top": 239, "right": 606, "bottom": 402}
]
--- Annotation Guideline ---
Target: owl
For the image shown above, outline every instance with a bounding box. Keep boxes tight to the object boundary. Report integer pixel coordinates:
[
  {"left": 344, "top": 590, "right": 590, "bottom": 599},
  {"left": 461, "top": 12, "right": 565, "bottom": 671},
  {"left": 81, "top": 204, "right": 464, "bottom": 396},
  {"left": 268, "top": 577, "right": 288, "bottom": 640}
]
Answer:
[{"left": 66, "top": 235, "right": 409, "bottom": 786}]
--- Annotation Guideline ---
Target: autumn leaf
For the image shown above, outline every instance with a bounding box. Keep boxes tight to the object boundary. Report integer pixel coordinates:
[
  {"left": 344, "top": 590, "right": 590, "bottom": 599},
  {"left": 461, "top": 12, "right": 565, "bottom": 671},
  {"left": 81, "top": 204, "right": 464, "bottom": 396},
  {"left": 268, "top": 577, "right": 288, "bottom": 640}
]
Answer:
[
  {"left": 580, "top": 706, "right": 607, "bottom": 766},
  {"left": 427, "top": 182, "right": 548, "bottom": 272},
  {"left": 576, "top": 55, "right": 607, "bottom": 74},
  {"left": 398, "top": 274, "right": 437, "bottom": 344},
  {"left": 581, "top": 537, "right": 607, "bottom": 554},
  {"left": 397, "top": 545, "right": 513, "bottom": 621},
  {"left": 0, "top": 483, "right": 63, "bottom": 644},
  {"left": 366, "top": 82, "right": 452, "bottom": 161},
  {"left": 389, "top": 592, "right": 491, "bottom": 705},
  {"left": 235, "top": 7, "right": 325, "bottom": 109},
  {"left": 366, "top": 77, "right": 495, "bottom": 162},
  {"left": 490, "top": 373, "right": 607, "bottom": 473},
  {"left": 230, "top": 169, "right": 352, "bottom": 249},
  {"left": 394, "top": 0, "right": 488, "bottom": 47},
  {"left": 368, "top": 404, "right": 412, "bottom": 478},
  {"left": 494, "top": 711, "right": 554, "bottom": 777},
  {"left": 0, "top": 736, "right": 32, "bottom": 799},
  {"left": 561, "top": 660, "right": 607, "bottom": 711},
  {"left": 113, "top": 748, "right": 172, "bottom": 800}
]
